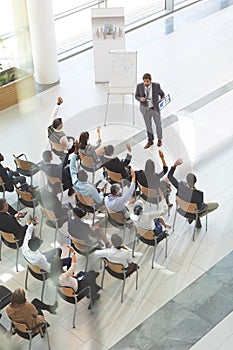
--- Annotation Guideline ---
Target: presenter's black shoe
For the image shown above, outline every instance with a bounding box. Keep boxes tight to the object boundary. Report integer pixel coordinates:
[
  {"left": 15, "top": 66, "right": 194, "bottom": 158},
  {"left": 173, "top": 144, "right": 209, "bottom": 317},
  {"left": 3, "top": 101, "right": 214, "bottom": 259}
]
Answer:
[
  {"left": 144, "top": 140, "right": 153, "bottom": 149},
  {"left": 68, "top": 188, "right": 75, "bottom": 196},
  {"left": 157, "top": 140, "right": 162, "bottom": 147}
]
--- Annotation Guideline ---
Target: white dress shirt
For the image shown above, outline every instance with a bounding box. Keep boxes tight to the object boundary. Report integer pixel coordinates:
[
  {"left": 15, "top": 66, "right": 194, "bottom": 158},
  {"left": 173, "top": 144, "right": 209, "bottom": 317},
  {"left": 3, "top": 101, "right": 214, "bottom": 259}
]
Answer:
[
  {"left": 59, "top": 262, "right": 78, "bottom": 291},
  {"left": 95, "top": 247, "right": 132, "bottom": 268}
]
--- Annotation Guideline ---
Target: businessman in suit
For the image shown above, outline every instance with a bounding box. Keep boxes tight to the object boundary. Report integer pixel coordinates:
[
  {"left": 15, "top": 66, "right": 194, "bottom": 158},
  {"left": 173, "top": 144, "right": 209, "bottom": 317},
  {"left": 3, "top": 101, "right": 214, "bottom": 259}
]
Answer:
[{"left": 135, "top": 73, "right": 165, "bottom": 148}]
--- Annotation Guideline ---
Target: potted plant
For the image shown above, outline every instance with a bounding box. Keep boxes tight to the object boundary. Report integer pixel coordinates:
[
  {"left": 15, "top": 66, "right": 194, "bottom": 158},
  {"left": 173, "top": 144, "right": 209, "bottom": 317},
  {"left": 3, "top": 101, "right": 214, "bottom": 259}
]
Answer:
[{"left": 0, "top": 37, "right": 35, "bottom": 111}]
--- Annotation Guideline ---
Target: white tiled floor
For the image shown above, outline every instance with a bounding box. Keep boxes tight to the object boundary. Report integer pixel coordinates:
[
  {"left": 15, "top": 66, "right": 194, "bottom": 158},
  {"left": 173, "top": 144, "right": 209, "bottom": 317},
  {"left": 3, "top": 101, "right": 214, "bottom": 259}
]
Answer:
[{"left": 1, "top": 1, "right": 233, "bottom": 349}]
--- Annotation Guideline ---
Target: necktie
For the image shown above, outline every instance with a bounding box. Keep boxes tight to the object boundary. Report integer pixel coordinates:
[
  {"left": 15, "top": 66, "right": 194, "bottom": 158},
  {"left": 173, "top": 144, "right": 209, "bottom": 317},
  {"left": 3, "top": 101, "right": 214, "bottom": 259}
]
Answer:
[{"left": 146, "top": 87, "right": 150, "bottom": 98}]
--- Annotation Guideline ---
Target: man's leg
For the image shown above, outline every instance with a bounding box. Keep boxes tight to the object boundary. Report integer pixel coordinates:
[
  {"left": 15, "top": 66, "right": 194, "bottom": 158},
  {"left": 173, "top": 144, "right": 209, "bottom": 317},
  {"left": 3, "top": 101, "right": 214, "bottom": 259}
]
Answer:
[
  {"left": 152, "top": 111, "right": 162, "bottom": 143},
  {"left": 141, "top": 107, "right": 154, "bottom": 141},
  {"left": 199, "top": 202, "right": 219, "bottom": 217}
]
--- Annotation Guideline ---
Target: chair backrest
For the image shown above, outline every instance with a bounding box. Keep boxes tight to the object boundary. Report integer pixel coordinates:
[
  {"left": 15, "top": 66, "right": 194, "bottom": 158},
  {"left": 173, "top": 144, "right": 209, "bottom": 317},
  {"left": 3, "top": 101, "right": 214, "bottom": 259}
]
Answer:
[
  {"left": 108, "top": 210, "right": 125, "bottom": 224},
  {"left": 0, "top": 230, "right": 18, "bottom": 244},
  {"left": 103, "top": 258, "right": 124, "bottom": 274},
  {"left": 176, "top": 196, "right": 198, "bottom": 214},
  {"left": 28, "top": 262, "right": 43, "bottom": 275},
  {"left": 40, "top": 206, "right": 57, "bottom": 221},
  {"left": 50, "top": 140, "right": 67, "bottom": 152},
  {"left": 46, "top": 175, "right": 62, "bottom": 186},
  {"left": 15, "top": 187, "right": 33, "bottom": 202},
  {"left": 0, "top": 176, "right": 5, "bottom": 187},
  {"left": 76, "top": 192, "right": 95, "bottom": 207},
  {"left": 138, "top": 183, "right": 162, "bottom": 200},
  {"left": 79, "top": 153, "right": 95, "bottom": 168},
  {"left": 58, "top": 286, "right": 75, "bottom": 298},
  {"left": 13, "top": 155, "right": 32, "bottom": 171},
  {"left": 136, "top": 226, "right": 155, "bottom": 241},
  {"left": 105, "top": 168, "right": 123, "bottom": 183},
  {"left": 71, "top": 237, "right": 88, "bottom": 251}
]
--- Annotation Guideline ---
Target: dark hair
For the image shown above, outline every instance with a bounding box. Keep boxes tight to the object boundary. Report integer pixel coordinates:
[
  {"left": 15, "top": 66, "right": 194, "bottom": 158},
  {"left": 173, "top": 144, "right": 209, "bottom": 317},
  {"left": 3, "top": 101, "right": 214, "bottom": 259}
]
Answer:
[
  {"left": 77, "top": 170, "right": 88, "bottom": 182},
  {"left": 0, "top": 198, "right": 7, "bottom": 211},
  {"left": 111, "top": 234, "right": 122, "bottom": 249},
  {"left": 142, "top": 73, "right": 152, "bottom": 81},
  {"left": 73, "top": 207, "right": 86, "bottom": 219},
  {"left": 78, "top": 132, "right": 89, "bottom": 150},
  {"left": 28, "top": 237, "right": 43, "bottom": 251},
  {"left": 11, "top": 288, "right": 26, "bottom": 307},
  {"left": 186, "top": 173, "right": 197, "bottom": 187},
  {"left": 134, "top": 205, "right": 143, "bottom": 216},
  {"left": 144, "top": 159, "right": 155, "bottom": 176},
  {"left": 42, "top": 150, "right": 52, "bottom": 162},
  {"left": 47, "top": 118, "right": 63, "bottom": 137},
  {"left": 104, "top": 145, "right": 114, "bottom": 156},
  {"left": 110, "top": 184, "right": 121, "bottom": 195}
]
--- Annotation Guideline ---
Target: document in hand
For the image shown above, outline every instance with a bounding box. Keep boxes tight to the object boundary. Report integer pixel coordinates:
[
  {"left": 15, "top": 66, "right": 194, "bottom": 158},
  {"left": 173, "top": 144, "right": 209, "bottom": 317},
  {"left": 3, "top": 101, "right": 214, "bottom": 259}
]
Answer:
[{"left": 159, "top": 94, "right": 171, "bottom": 110}]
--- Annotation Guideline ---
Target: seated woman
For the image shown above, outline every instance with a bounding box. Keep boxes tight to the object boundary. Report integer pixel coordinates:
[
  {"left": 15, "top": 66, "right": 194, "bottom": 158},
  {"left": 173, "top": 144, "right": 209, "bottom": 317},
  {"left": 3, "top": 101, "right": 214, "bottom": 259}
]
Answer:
[
  {"left": 51, "top": 246, "right": 101, "bottom": 309},
  {"left": 136, "top": 150, "right": 173, "bottom": 207},
  {"left": 48, "top": 97, "right": 75, "bottom": 156},
  {"left": 6, "top": 288, "right": 57, "bottom": 333},
  {"left": 78, "top": 126, "right": 105, "bottom": 167}
]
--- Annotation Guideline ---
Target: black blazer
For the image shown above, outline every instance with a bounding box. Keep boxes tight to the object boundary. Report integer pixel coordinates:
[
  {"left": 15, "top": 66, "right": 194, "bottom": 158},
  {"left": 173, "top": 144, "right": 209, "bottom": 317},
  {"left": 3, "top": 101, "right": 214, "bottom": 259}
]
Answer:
[
  {"left": 0, "top": 212, "right": 27, "bottom": 241},
  {"left": 135, "top": 82, "right": 165, "bottom": 114},
  {"left": 0, "top": 164, "right": 14, "bottom": 192},
  {"left": 102, "top": 153, "right": 132, "bottom": 179},
  {"left": 168, "top": 166, "right": 204, "bottom": 218}
]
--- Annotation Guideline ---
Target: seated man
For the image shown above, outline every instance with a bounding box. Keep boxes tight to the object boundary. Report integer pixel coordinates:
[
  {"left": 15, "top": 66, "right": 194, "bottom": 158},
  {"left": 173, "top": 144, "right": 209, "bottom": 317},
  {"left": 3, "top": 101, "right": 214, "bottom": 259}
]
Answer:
[
  {"left": 36, "top": 189, "right": 69, "bottom": 227},
  {"left": 130, "top": 200, "right": 170, "bottom": 243},
  {"left": 104, "top": 169, "right": 136, "bottom": 220},
  {"left": 0, "top": 198, "right": 32, "bottom": 244},
  {"left": 95, "top": 233, "right": 138, "bottom": 277},
  {"left": 70, "top": 151, "right": 105, "bottom": 208},
  {"left": 68, "top": 207, "right": 110, "bottom": 248},
  {"left": 102, "top": 143, "right": 132, "bottom": 181},
  {"left": 0, "top": 152, "right": 27, "bottom": 192},
  {"left": 168, "top": 159, "right": 219, "bottom": 228},
  {"left": 40, "top": 150, "right": 74, "bottom": 196},
  {"left": 22, "top": 223, "right": 71, "bottom": 273}
]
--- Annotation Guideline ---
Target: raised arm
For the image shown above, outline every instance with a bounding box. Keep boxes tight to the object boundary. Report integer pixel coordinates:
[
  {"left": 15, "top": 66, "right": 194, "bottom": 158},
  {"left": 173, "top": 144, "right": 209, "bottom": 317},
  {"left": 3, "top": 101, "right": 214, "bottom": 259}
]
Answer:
[{"left": 168, "top": 159, "right": 183, "bottom": 189}]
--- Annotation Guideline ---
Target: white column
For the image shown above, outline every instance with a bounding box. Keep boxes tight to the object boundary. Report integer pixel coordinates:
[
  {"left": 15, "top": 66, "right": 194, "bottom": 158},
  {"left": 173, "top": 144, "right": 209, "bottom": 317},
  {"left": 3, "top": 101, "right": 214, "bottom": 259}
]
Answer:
[{"left": 26, "top": 0, "right": 59, "bottom": 84}]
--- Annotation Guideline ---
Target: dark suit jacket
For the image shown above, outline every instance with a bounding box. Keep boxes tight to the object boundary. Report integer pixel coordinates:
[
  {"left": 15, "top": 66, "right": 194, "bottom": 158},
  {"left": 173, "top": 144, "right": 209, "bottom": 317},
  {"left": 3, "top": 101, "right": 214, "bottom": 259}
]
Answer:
[
  {"left": 38, "top": 190, "right": 68, "bottom": 227},
  {"left": 135, "top": 82, "right": 165, "bottom": 114},
  {"left": 102, "top": 153, "right": 132, "bottom": 179},
  {"left": 136, "top": 166, "right": 168, "bottom": 189},
  {"left": 68, "top": 217, "right": 95, "bottom": 246},
  {"left": 0, "top": 164, "right": 14, "bottom": 192},
  {"left": 0, "top": 212, "right": 27, "bottom": 241},
  {"left": 168, "top": 166, "right": 204, "bottom": 218}
]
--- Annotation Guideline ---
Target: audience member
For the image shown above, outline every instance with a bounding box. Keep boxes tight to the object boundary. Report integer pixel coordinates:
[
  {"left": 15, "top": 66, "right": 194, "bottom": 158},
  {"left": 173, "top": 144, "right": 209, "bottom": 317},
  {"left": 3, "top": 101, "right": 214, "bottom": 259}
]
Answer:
[
  {"left": 68, "top": 207, "right": 110, "bottom": 247},
  {"left": 95, "top": 233, "right": 138, "bottom": 277},
  {"left": 104, "top": 169, "right": 136, "bottom": 219},
  {"left": 22, "top": 223, "right": 71, "bottom": 273},
  {"left": 36, "top": 189, "right": 69, "bottom": 227},
  {"left": 47, "top": 96, "right": 75, "bottom": 154},
  {"left": 136, "top": 150, "right": 172, "bottom": 207},
  {"left": 102, "top": 143, "right": 132, "bottom": 181},
  {"left": 70, "top": 152, "right": 105, "bottom": 207},
  {"left": 78, "top": 126, "right": 105, "bottom": 167},
  {"left": 168, "top": 159, "right": 219, "bottom": 228},
  {"left": 130, "top": 199, "right": 169, "bottom": 243},
  {"left": 50, "top": 246, "right": 101, "bottom": 309},
  {"left": 6, "top": 288, "right": 57, "bottom": 332},
  {"left": 0, "top": 198, "right": 36, "bottom": 243},
  {"left": 40, "top": 150, "right": 74, "bottom": 196},
  {"left": 0, "top": 152, "right": 28, "bottom": 192}
]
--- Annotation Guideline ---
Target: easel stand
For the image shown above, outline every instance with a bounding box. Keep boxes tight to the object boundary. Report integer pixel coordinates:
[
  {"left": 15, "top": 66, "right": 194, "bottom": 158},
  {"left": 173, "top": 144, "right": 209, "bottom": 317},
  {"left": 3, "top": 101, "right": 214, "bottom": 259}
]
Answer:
[{"left": 104, "top": 91, "right": 135, "bottom": 126}]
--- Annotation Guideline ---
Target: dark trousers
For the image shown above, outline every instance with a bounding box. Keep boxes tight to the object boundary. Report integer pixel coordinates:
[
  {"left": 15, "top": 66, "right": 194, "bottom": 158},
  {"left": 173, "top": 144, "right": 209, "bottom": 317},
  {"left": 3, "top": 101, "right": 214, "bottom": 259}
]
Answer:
[
  {"left": 77, "top": 270, "right": 101, "bottom": 304},
  {"left": 31, "top": 298, "right": 52, "bottom": 315}
]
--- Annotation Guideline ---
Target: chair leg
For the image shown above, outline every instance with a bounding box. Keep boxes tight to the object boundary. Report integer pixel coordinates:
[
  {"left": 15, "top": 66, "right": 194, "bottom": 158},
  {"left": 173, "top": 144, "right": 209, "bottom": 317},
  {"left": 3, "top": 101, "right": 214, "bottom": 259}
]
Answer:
[
  {"left": 85, "top": 255, "right": 88, "bottom": 272},
  {"left": 152, "top": 242, "right": 157, "bottom": 269},
  {"left": 45, "top": 322, "right": 51, "bottom": 350},
  {"left": 16, "top": 242, "right": 19, "bottom": 272},
  {"left": 132, "top": 232, "right": 137, "bottom": 258},
  {"left": 165, "top": 234, "right": 168, "bottom": 258},
  {"left": 92, "top": 211, "right": 95, "bottom": 226},
  {"left": 29, "top": 333, "right": 32, "bottom": 350},
  {"left": 41, "top": 275, "right": 45, "bottom": 302},
  {"left": 135, "top": 267, "right": 138, "bottom": 290},
  {"left": 39, "top": 216, "right": 44, "bottom": 239},
  {"left": 121, "top": 278, "right": 126, "bottom": 303},
  {"left": 25, "top": 266, "right": 29, "bottom": 290},
  {"left": 54, "top": 225, "right": 58, "bottom": 247},
  {"left": 101, "top": 264, "right": 106, "bottom": 289},
  {"left": 206, "top": 212, "right": 208, "bottom": 231},
  {"left": 172, "top": 209, "right": 177, "bottom": 232},
  {"left": 73, "top": 297, "right": 77, "bottom": 328}
]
